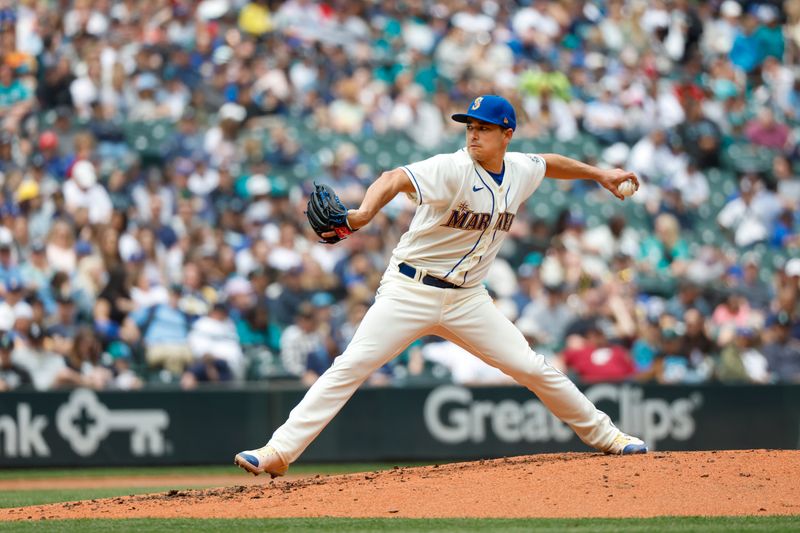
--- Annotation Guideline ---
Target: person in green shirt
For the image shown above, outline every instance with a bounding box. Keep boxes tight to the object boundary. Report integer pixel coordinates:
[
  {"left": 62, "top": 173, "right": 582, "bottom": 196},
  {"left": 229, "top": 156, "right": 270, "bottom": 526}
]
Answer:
[
  {"left": 0, "top": 65, "right": 33, "bottom": 131},
  {"left": 235, "top": 302, "right": 282, "bottom": 354},
  {"left": 638, "top": 213, "right": 690, "bottom": 275}
]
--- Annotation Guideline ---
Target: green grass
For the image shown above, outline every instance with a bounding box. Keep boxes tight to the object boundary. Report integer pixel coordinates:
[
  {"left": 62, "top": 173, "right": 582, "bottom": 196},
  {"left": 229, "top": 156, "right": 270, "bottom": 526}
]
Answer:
[
  {"left": 0, "top": 463, "right": 431, "bottom": 481},
  {"left": 0, "top": 516, "right": 798, "bottom": 532},
  {"left": 0, "top": 487, "right": 213, "bottom": 508}
]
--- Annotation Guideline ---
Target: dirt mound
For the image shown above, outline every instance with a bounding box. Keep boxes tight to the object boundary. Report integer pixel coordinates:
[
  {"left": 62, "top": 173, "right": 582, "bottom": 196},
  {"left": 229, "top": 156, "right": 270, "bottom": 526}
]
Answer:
[{"left": 2, "top": 450, "right": 799, "bottom": 520}]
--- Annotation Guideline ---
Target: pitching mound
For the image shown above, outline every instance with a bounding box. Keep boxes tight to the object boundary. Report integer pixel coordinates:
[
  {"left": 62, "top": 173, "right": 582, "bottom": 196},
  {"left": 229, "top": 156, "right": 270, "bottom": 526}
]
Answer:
[{"left": 2, "top": 450, "right": 799, "bottom": 520}]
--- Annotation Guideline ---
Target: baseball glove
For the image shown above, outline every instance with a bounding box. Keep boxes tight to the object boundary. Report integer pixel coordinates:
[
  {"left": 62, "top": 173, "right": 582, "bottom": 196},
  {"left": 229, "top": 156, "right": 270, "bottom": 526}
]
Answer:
[{"left": 306, "top": 182, "right": 356, "bottom": 244}]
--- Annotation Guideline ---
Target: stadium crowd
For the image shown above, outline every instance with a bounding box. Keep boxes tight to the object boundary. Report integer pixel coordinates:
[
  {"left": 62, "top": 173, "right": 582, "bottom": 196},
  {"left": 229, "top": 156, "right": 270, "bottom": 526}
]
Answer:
[{"left": 0, "top": 0, "right": 799, "bottom": 392}]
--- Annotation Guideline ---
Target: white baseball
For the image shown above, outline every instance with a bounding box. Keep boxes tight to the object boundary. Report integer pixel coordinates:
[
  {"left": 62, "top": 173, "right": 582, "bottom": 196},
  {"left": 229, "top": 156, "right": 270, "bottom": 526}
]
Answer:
[{"left": 617, "top": 179, "right": 636, "bottom": 197}]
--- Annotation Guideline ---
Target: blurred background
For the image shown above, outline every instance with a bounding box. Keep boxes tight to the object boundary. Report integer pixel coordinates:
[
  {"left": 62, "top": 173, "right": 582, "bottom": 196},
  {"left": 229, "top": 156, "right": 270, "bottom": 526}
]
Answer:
[{"left": 0, "top": 0, "right": 799, "bottom": 464}]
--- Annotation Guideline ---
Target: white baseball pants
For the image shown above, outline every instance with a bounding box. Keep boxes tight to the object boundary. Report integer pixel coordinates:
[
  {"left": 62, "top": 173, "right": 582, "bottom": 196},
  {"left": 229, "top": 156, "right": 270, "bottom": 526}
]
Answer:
[{"left": 269, "top": 269, "right": 620, "bottom": 463}]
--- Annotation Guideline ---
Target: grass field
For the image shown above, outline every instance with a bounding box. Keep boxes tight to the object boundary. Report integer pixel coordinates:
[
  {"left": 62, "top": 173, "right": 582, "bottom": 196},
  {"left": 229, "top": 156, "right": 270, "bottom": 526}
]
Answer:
[{"left": 0, "top": 516, "right": 798, "bottom": 532}]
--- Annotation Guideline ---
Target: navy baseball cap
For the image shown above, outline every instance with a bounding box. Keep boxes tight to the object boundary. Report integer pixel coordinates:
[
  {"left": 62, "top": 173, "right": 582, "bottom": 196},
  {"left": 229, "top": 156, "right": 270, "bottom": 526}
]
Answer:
[{"left": 452, "top": 95, "right": 517, "bottom": 131}]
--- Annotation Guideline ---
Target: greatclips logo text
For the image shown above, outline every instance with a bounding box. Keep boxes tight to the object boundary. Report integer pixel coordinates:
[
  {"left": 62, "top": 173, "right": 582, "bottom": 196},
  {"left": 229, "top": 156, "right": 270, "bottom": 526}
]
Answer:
[{"left": 424, "top": 385, "right": 701, "bottom": 450}]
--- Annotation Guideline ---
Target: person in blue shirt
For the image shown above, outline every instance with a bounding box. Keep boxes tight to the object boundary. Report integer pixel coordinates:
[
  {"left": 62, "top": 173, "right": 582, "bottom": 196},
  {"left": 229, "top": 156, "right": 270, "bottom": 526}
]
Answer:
[
  {"left": 120, "top": 284, "right": 193, "bottom": 377},
  {"left": 729, "top": 14, "right": 763, "bottom": 73}
]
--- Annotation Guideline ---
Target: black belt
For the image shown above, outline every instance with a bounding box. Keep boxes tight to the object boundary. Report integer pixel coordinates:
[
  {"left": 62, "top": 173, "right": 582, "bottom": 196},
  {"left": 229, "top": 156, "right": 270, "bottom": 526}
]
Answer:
[{"left": 398, "top": 263, "right": 461, "bottom": 289}]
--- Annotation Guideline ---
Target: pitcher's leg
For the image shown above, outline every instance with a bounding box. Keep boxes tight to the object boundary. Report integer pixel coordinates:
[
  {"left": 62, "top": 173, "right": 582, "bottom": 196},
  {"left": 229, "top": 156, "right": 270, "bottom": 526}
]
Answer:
[
  {"left": 441, "top": 290, "right": 620, "bottom": 451},
  {"left": 268, "top": 276, "right": 440, "bottom": 463}
]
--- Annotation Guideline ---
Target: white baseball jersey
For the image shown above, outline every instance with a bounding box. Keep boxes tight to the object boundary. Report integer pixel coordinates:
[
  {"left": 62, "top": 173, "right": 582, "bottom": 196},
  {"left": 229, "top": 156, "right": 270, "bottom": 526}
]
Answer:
[{"left": 392, "top": 148, "right": 547, "bottom": 287}]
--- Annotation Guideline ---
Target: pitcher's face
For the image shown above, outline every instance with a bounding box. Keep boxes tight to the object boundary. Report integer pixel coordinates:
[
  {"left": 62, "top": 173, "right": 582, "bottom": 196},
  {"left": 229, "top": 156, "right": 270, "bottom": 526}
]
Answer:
[{"left": 465, "top": 119, "right": 511, "bottom": 163}]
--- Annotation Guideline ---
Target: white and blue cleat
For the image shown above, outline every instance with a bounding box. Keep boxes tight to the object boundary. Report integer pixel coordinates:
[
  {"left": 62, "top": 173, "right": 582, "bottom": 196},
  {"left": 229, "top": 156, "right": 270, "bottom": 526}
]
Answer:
[
  {"left": 605, "top": 432, "right": 649, "bottom": 455},
  {"left": 234, "top": 445, "right": 289, "bottom": 478}
]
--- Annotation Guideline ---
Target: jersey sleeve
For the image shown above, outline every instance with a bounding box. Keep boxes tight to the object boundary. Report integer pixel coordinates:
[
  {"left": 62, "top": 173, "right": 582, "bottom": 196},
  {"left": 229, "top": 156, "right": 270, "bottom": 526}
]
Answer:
[
  {"left": 520, "top": 153, "right": 547, "bottom": 198},
  {"left": 400, "top": 154, "right": 459, "bottom": 207}
]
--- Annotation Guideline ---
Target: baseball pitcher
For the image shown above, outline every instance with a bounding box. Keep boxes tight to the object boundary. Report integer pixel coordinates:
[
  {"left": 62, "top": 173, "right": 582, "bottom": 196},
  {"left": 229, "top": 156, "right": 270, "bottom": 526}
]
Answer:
[{"left": 235, "top": 95, "right": 646, "bottom": 478}]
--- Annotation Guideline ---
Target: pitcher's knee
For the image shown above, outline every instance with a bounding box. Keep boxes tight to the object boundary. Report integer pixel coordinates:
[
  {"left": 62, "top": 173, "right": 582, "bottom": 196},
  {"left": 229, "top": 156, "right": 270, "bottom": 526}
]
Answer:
[
  {"left": 520, "top": 349, "right": 555, "bottom": 376},
  {"left": 327, "top": 350, "right": 383, "bottom": 380}
]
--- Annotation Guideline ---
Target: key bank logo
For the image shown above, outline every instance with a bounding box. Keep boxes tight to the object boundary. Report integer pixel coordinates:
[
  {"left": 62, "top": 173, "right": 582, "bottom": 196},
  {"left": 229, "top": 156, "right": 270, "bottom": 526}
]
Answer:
[
  {"left": 0, "top": 389, "right": 170, "bottom": 458},
  {"left": 424, "top": 385, "right": 701, "bottom": 450}
]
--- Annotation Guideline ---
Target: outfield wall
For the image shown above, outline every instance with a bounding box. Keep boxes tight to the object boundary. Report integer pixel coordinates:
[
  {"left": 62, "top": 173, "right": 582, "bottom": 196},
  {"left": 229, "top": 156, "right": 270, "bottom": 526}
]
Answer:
[{"left": 0, "top": 384, "right": 798, "bottom": 467}]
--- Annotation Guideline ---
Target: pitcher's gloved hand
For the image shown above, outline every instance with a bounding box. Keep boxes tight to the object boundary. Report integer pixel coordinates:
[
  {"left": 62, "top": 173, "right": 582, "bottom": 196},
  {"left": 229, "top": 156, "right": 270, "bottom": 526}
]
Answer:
[{"left": 305, "top": 182, "right": 356, "bottom": 244}]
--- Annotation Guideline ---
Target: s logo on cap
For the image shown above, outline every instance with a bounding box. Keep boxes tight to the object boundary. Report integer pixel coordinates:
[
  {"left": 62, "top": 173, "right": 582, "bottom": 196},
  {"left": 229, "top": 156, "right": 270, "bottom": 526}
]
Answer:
[{"left": 471, "top": 97, "right": 483, "bottom": 110}]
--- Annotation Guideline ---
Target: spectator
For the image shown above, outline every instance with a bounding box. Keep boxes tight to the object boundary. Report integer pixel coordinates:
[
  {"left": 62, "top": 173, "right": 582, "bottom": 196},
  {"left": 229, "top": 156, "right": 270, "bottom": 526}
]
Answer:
[
  {"left": 63, "top": 160, "right": 113, "bottom": 225},
  {"left": 418, "top": 339, "right": 513, "bottom": 385},
  {"left": 711, "top": 287, "right": 758, "bottom": 346},
  {"left": 120, "top": 284, "right": 193, "bottom": 377},
  {"left": 303, "top": 333, "right": 339, "bottom": 387},
  {"left": 736, "top": 255, "right": 773, "bottom": 310},
  {"left": 516, "top": 282, "right": 575, "bottom": 350},
  {"left": 763, "top": 312, "right": 800, "bottom": 383},
  {"left": 668, "top": 161, "right": 710, "bottom": 210},
  {"left": 45, "top": 219, "right": 77, "bottom": 275},
  {"left": 269, "top": 266, "right": 307, "bottom": 326},
  {"left": 105, "top": 342, "right": 143, "bottom": 391},
  {"left": 562, "top": 321, "right": 635, "bottom": 383},
  {"left": 65, "top": 326, "right": 113, "bottom": 390},
  {"left": 95, "top": 265, "right": 134, "bottom": 339},
  {"left": 187, "top": 302, "right": 245, "bottom": 380},
  {"left": 522, "top": 87, "right": 578, "bottom": 142},
  {"left": 654, "top": 324, "right": 713, "bottom": 384},
  {"left": 45, "top": 295, "right": 79, "bottom": 358},
  {"left": 235, "top": 299, "right": 282, "bottom": 355},
  {"left": 729, "top": 13, "right": 763, "bottom": 73},
  {"left": 0, "top": 64, "right": 34, "bottom": 130},
  {"left": 0, "top": 332, "right": 31, "bottom": 391},
  {"left": 681, "top": 308, "right": 718, "bottom": 364},
  {"left": 717, "top": 176, "right": 771, "bottom": 247},
  {"left": 754, "top": 5, "right": 784, "bottom": 61},
  {"left": 717, "top": 326, "right": 770, "bottom": 383},
  {"left": 279, "top": 302, "right": 324, "bottom": 378},
  {"left": 0, "top": 229, "right": 21, "bottom": 286},
  {"left": 638, "top": 213, "right": 690, "bottom": 275},
  {"left": 702, "top": 1, "right": 742, "bottom": 56},
  {"left": 583, "top": 86, "right": 626, "bottom": 145},
  {"left": 772, "top": 155, "right": 800, "bottom": 207},
  {"left": 19, "top": 240, "right": 51, "bottom": 293},
  {"left": 744, "top": 108, "right": 791, "bottom": 150},
  {"left": 181, "top": 354, "right": 234, "bottom": 390},
  {"left": 771, "top": 209, "right": 799, "bottom": 249},
  {"left": 631, "top": 317, "right": 661, "bottom": 379},
  {"left": 11, "top": 323, "right": 83, "bottom": 391},
  {"left": 761, "top": 57, "right": 795, "bottom": 118},
  {"left": 676, "top": 100, "right": 722, "bottom": 169},
  {"left": 388, "top": 84, "right": 445, "bottom": 149},
  {"left": 665, "top": 280, "right": 712, "bottom": 318}
]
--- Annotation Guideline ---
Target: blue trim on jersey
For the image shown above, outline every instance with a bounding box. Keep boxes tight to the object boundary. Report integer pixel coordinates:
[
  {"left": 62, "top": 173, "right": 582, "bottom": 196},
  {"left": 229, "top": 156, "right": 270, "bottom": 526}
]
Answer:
[
  {"left": 486, "top": 163, "right": 505, "bottom": 186},
  {"left": 446, "top": 168, "right": 494, "bottom": 284},
  {"left": 492, "top": 186, "right": 512, "bottom": 243},
  {"left": 403, "top": 166, "right": 423, "bottom": 205}
]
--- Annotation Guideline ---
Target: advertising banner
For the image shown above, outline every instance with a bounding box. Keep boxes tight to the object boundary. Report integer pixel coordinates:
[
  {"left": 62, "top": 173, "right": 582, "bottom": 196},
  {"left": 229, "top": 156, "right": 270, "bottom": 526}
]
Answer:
[{"left": 0, "top": 384, "right": 797, "bottom": 467}]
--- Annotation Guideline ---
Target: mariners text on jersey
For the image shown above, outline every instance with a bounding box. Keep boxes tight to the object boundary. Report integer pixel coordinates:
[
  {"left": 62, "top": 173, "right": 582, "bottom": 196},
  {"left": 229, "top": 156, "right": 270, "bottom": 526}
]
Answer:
[
  {"left": 442, "top": 203, "right": 516, "bottom": 232},
  {"left": 393, "top": 148, "right": 547, "bottom": 287}
]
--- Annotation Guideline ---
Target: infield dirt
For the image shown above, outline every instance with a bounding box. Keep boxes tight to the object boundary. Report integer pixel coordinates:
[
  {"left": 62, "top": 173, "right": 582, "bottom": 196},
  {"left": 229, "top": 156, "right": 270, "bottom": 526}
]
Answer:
[{"left": 2, "top": 450, "right": 798, "bottom": 520}]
